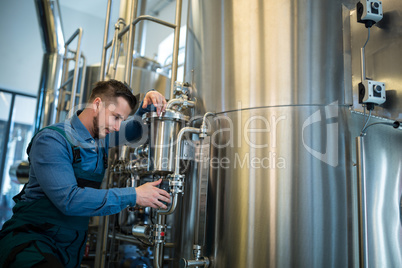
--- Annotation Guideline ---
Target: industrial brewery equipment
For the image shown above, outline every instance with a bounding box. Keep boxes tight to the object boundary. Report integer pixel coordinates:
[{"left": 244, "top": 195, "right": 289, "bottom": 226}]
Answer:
[
  {"left": 96, "top": 0, "right": 402, "bottom": 267},
  {"left": 179, "top": 0, "right": 402, "bottom": 267},
  {"left": 97, "top": 81, "right": 213, "bottom": 267},
  {"left": 94, "top": 1, "right": 206, "bottom": 267},
  {"left": 80, "top": 0, "right": 176, "bottom": 105}
]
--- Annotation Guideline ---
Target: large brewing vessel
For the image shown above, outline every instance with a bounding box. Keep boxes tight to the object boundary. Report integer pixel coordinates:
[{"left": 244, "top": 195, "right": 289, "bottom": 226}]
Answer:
[{"left": 182, "top": 0, "right": 356, "bottom": 266}]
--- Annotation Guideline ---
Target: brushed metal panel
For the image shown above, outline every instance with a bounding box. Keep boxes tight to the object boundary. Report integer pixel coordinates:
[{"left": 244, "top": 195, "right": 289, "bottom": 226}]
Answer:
[
  {"left": 349, "top": 113, "right": 402, "bottom": 267},
  {"left": 349, "top": 0, "right": 402, "bottom": 120},
  {"left": 185, "top": 0, "right": 356, "bottom": 114},
  {"left": 181, "top": 106, "right": 354, "bottom": 267}
]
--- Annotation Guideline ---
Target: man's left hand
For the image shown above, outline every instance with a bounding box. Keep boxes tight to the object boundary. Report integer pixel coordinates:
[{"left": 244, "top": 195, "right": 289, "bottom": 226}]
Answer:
[{"left": 142, "top": 90, "right": 167, "bottom": 116}]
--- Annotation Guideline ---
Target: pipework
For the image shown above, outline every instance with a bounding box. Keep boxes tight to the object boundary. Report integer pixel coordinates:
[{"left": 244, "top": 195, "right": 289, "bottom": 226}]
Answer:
[
  {"left": 180, "top": 245, "right": 210, "bottom": 268},
  {"left": 157, "top": 127, "right": 201, "bottom": 216},
  {"left": 166, "top": 95, "right": 196, "bottom": 111},
  {"left": 166, "top": 82, "right": 196, "bottom": 111}
]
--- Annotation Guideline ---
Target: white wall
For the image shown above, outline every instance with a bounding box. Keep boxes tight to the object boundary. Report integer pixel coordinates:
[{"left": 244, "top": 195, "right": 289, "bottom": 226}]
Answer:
[
  {"left": 0, "top": 0, "right": 187, "bottom": 96},
  {"left": 0, "top": 0, "right": 106, "bottom": 96},
  {"left": 145, "top": 0, "right": 188, "bottom": 61},
  {"left": 0, "top": 1, "right": 42, "bottom": 95}
]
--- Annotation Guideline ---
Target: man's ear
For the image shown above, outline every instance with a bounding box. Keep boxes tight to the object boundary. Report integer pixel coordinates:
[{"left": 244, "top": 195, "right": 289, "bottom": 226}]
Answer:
[{"left": 92, "top": 97, "right": 102, "bottom": 111}]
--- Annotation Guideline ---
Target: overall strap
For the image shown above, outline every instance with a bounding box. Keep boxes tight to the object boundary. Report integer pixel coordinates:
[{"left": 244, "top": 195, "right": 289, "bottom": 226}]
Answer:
[
  {"left": 41, "top": 126, "right": 82, "bottom": 164},
  {"left": 24, "top": 125, "right": 105, "bottom": 190},
  {"left": 26, "top": 126, "right": 82, "bottom": 164}
]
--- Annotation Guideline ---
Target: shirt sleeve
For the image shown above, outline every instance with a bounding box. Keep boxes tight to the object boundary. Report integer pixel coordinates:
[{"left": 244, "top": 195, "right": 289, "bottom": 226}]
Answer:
[{"left": 29, "top": 130, "right": 137, "bottom": 217}]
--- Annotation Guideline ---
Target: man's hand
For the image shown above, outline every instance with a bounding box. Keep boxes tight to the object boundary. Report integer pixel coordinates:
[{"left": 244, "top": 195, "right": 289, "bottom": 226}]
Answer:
[
  {"left": 135, "top": 179, "right": 171, "bottom": 209},
  {"left": 142, "top": 91, "right": 167, "bottom": 116}
]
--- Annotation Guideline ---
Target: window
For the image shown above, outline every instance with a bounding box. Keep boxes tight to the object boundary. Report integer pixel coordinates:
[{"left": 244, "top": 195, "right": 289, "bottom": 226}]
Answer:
[{"left": 0, "top": 90, "right": 36, "bottom": 227}]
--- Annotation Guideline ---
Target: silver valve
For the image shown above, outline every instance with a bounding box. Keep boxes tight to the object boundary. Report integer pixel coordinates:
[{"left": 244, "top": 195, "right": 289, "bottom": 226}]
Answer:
[
  {"left": 153, "top": 223, "right": 166, "bottom": 244},
  {"left": 179, "top": 245, "right": 210, "bottom": 268}
]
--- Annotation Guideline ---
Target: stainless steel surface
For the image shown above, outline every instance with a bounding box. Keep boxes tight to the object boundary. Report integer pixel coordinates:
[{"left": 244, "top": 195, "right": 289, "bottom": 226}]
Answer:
[
  {"left": 185, "top": 0, "right": 356, "bottom": 114},
  {"left": 356, "top": 136, "right": 369, "bottom": 268},
  {"left": 120, "top": 0, "right": 182, "bottom": 94},
  {"left": 157, "top": 191, "right": 178, "bottom": 215},
  {"left": 350, "top": 114, "right": 402, "bottom": 267},
  {"left": 135, "top": 0, "right": 147, "bottom": 56},
  {"left": 154, "top": 214, "right": 166, "bottom": 268},
  {"left": 205, "top": 107, "right": 352, "bottom": 267},
  {"left": 8, "top": 161, "right": 30, "bottom": 184},
  {"left": 34, "top": 0, "right": 65, "bottom": 131},
  {"left": 100, "top": 0, "right": 112, "bottom": 81},
  {"left": 95, "top": 147, "right": 118, "bottom": 268},
  {"left": 360, "top": 27, "right": 371, "bottom": 82},
  {"left": 132, "top": 224, "right": 151, "bottom": 239},
  {"left": 144, "top": 110, "right": 189, "bottom": 173},
  {"left": 180, "top": 258, "right": 210, "bottom": 268},
  {"left": 170, "top": 0, "right": 183, "bottom": 97},
  {"left": 349, "top": 0, "right": 402, "bottom": 120},
  {"left": 193, "top": 138, "right": 210, "bottom": 246},
  {"left": 183, "top": 0, "right": 358, "bottom": 266},
  {"left": 172, "top": 127, "right": 200, "bottom": 176},
  {"left": 124, "top": 0, "right": 138, "bottom": 85}
]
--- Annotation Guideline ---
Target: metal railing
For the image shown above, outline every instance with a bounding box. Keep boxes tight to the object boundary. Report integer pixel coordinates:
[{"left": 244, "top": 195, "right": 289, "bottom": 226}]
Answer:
[
  {"left": 100, "top": 0, "right": 183, "bottom": 97},
  {"left": 56, "top": 28, "right": 86, "bottom": 122}
]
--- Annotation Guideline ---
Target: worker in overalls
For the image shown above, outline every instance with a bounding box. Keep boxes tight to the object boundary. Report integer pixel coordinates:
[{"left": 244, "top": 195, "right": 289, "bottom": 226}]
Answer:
[{"left": 0, "top": 79, "right": 171, "bottom": 267}]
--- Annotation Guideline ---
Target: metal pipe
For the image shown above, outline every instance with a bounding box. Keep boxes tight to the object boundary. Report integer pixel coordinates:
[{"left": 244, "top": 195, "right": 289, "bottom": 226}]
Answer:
[
  {"left": 158, "top": 127, "right": 201, "bottom": 215},
  {"left": 153, "top": 214, "right": 166, "bottom": 268},
  {"left": 105, "top": 30, "right": 116, "bottom": 76},
  {"left": 78, "top": 53, "right": 86, "bottom": 106},
  {"left": 170, "top": 0, "right": 183, "bottom": 97},
  {"left": 180, "top": 259, "right": 210, "bottom": 267},
  {"left": 132, "top": 15, "right": 176, "bottom": 29},
  {"left": 34, "top": 0, "right": 65, "bottom": 131},
  {"left": 157, "top": 191, "right": 179, "bottom": 215},
  {"left": 166, "top": 98, "right": 196, "bottom": 110},
  {"left": 67, "top": 28, "right": 83, "bottom": 110},
  {"left": 94, "top": 147, "right": 116, "bottom": 268},
  {"left": 59, "top": 76, "right": 74, "bottom": 89},
  {"left": 360, "top": 47, "right": 366, "bottom": 82},
  {"left": 114, "top": 15, "right": 176, "bottom": 41},
  {"left": 105, "top": 14, "right": 177, "bottom": 49},
  {"left": 174, "top": 127, "right": 201, "bottom": 175},
  {"left": 356, "top": 135, "right": 369, "bottom": 268},
  {"left": 100, "top": 0, "right": 113, "bottom": 81},
  {"left": 108, "top": 233, "right": 146, "bottom": 245},
  {"left": 135, "top": 0, "right": 147, "bottom": 56},
  {"left": 124, "top": 0, "right": 138, "bottom": 85},
  {"left": 360, "top": 28, "right": 370, "bottom": 82},
  {"left": 202, "top": 112, "right": 215, "bottom": 125}
]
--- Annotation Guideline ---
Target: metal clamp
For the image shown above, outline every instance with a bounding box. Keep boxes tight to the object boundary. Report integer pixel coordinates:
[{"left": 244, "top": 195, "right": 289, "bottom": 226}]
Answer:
[
  {"left": 153, "top": 223, "right": 166, "bottom": 244},
  {"left": 170, "top": 174, "right": 185, "bottom": 194},
  {"left": 180, "top": 245, "right": 210, "bottom": 268}
]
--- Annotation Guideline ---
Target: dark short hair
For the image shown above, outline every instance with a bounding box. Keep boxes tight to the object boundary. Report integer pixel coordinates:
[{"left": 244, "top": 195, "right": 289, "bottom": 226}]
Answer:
[{"left": 89, "top": 79, "right": 137, "bottom": 111}]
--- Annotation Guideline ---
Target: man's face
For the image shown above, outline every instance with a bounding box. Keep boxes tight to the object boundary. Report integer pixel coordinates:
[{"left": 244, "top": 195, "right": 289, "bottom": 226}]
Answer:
[{"left": 93, "top": 96, "right": 132, "bottom": 139}]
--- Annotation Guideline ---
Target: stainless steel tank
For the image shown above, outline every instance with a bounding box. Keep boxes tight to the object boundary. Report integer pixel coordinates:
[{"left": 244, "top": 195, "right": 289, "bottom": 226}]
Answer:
[
  {"left": 144, "top": 110, "right": 189, "bottom": 173},
  {"left": 182, "top": 0, "right": 357, "bottom": 267},
  {"left": 81, "top": 57, "right": 171, "bottom": 105},
  {"left": 34, "top": 0, "right": 65, "bottom": 132}
]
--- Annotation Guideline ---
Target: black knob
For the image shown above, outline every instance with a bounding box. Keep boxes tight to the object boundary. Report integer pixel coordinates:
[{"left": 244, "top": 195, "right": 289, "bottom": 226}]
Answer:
[{"left": 374, "top": 85, "right": 382, "bottom": 93}]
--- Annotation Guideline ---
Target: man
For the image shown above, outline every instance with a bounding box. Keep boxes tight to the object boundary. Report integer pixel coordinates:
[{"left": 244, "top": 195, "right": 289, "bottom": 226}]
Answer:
[{"left": 0, "top": 80, "right": 171, "bottom": 267}]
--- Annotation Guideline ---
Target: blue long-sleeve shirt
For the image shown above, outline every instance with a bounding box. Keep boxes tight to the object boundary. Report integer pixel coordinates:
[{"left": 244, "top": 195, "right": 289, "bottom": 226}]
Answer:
[{"left": 22, "top": 102, "right": 152, "bottom": 217}]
